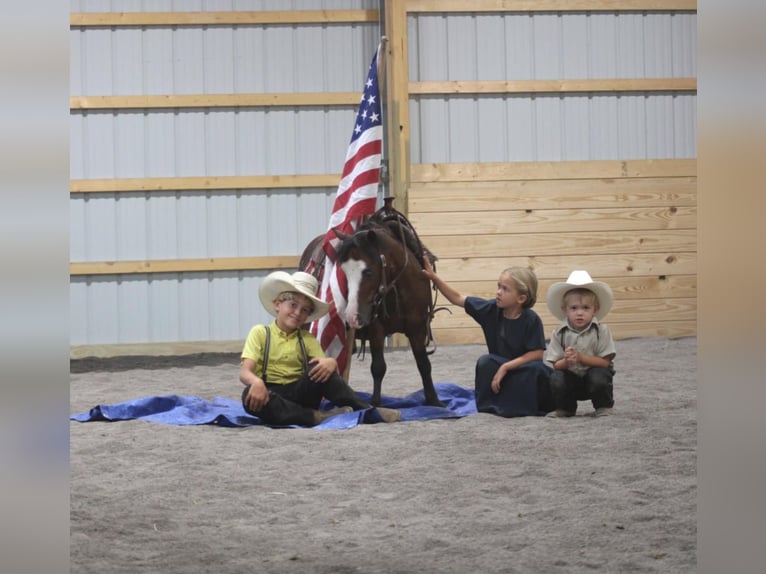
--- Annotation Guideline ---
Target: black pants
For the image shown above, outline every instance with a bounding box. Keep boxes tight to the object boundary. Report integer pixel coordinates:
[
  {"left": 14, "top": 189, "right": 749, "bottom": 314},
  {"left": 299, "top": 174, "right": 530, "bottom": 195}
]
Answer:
[
  {"left": 242, "top": 372, "right": 371, "bottom": 427},
  {"left": 548, "top": 367, "right": 614, "bottom": 413}
]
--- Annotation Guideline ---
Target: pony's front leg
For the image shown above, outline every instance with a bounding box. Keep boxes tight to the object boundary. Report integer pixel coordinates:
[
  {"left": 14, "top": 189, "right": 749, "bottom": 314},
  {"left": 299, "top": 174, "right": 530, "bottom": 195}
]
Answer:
[{"left": 368, "top": 335, "right": 387, "bottom": 407}]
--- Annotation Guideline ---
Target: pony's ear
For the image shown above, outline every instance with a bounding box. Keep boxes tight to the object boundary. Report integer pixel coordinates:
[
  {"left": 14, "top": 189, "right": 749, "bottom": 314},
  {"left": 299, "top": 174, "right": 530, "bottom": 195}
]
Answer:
[{"left": 332, "top": 227, "right": 348, "bottom": 241}]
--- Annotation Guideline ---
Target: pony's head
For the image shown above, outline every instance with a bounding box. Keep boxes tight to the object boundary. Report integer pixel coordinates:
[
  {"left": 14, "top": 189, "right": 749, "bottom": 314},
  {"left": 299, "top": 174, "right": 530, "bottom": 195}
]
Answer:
[{"left": 335, "top": 225, "right": 390, "bottom": 329}]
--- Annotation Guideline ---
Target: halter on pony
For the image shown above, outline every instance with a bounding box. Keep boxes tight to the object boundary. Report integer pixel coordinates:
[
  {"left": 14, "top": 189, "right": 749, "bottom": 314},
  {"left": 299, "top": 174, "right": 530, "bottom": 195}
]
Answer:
[{"left": 337, "top": 198, "right": 445, "bottom": 355}]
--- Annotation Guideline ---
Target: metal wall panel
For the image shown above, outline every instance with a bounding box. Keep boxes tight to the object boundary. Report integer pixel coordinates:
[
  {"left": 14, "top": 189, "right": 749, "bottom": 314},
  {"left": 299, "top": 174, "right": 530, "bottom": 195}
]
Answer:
[
  {"left": 72, "top": 86, "right": 378, "bottom": 177},
  {"left": 408, "top": 11, "right": 697, "bottom": 164},
  {"left": 70, "top": 26, "right": 379, "bottom": 98},
  {"left": 70, "top": 3, "right": 381, "bottom": 346}
]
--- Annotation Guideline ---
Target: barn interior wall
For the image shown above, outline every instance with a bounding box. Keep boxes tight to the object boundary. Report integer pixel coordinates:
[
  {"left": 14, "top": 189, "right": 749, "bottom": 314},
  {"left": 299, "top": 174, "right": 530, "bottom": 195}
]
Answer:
[{"left": 69, "top": 2, "right": 697, "bottom": 356}]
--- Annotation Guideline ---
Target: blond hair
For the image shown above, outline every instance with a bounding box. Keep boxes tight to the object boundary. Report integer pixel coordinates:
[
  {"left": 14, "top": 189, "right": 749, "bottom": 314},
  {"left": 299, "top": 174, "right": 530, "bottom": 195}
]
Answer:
[
  {"left": 562, "top": 288, "right": 600, "bottom": 310},
  {"left": 502, "top": 267, "right": 539, "bottom": 308}
]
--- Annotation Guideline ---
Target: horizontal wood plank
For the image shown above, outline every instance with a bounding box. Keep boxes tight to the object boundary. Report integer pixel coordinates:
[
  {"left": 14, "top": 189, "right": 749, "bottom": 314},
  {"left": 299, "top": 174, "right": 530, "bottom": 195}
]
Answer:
[
  {"left": 70, "top": 340, "right": 244, "bottom": 359},
  {"left": 431, "top": 298, "right": 697, "bottom": 330},
  {"left": 410, "top": 78, "right": 696, "bottom": 95},
  {"left": 407, "top": 1, "right": 696, "bottom": 13},
  {"left": 411, "top": 159, "right": 696, "bottom": 182},
  {"left": 71, "top": 93, "right": 359, "bottom": 110},
  {"left": 431, "top": 253, "right": 696, "bottom": 282},
  {"left": 424, "top": 230, "right": 697, "bottom": 258},
  {"left": 70, "top": 256, "right": 301, "bottom": 276},
  {"left": 433, "top": 275, "right": 697, "bottom": 302},
  {"left": 409, "top": 177, "right": 696, "bottom": 212},
  {"left": 410, "top": 206, "right": 696, "bottom": 235},
  {"left": 431, "top": 321, "right": 697, "bottom": 346},
  {"left": 71, "top": 10, "right": 378, "bottom": 27},
  {"left": 71, "top": 174, "right": 339, "bottom": 193}
]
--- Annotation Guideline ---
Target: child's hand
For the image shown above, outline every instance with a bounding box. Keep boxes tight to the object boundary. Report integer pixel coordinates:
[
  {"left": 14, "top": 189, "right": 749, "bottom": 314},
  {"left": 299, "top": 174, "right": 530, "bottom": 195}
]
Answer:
[
  {"left": 564, "top": 347, "right": 580, "bottom": 367},
  {"left": 491, "top": 364, "right": 509, "bottom": 393},
  {"left": 308, "top": 357, "right": 338, "bottom": 383},
  {"left": 244, "top": 379, "right": 269, "bottom": 411}
]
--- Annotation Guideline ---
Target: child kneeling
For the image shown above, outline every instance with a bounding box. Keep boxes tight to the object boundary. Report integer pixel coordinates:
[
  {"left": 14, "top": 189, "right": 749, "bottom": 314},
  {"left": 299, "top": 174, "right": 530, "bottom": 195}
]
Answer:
[{"left": 544, "top": 270, "right": 616, "bottom": 418}]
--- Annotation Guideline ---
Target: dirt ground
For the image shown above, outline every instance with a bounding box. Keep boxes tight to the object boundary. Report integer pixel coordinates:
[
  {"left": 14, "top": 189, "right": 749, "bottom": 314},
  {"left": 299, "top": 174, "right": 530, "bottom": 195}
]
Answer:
[{"left": 70, "top": 337, "right": 696, "bottom": 573}]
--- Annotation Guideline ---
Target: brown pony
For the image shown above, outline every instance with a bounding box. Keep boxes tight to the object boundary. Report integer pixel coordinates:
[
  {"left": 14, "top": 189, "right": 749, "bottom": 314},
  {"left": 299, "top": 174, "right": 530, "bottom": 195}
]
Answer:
[{"left": 299, "top": 202, "right": 444, "bottom": 407}]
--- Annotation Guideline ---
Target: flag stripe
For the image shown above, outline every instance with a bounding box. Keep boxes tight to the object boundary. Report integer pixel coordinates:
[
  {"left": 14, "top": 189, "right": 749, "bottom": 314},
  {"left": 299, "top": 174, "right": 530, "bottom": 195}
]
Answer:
[
  {"left": 326, "top": 170, "right": 380, "bottom": 231},
  {"left": 327, "top": 136, "right": 382, "bottom": 220}
]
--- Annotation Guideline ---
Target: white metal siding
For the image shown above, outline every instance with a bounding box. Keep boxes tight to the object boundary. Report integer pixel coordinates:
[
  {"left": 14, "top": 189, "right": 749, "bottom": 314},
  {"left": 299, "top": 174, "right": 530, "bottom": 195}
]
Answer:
[
  {"left": 409, "top": 11, "right": 697, "bottom": 163},
  {"left": 70, "top": 4, "right": 381, "bottom": 345}
]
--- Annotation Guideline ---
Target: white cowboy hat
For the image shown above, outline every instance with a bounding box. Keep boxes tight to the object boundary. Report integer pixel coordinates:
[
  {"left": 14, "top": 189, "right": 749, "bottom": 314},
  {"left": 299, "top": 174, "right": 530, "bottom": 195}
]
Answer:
[
  {"left": 546, "top": 270, "right": 614, "bottom": 321},
  {"left": 259, "top": 271, "right": 330, "bottom": 323}
]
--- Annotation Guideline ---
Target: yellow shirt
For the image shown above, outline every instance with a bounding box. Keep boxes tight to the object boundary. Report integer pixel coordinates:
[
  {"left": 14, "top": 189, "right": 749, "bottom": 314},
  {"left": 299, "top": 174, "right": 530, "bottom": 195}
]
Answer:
[{"left": 240, "top": 322, "right": 325, "bottom": 384}]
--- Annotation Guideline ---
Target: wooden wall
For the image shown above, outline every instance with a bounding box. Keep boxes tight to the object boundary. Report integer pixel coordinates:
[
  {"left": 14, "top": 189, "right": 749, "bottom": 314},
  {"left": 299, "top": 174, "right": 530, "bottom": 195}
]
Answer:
[
  {"left": 409, "top": 158, "right": 697, "bottom": 344},
  {"left": 381, "top": 0, "right": 697, "bottom": 346}
]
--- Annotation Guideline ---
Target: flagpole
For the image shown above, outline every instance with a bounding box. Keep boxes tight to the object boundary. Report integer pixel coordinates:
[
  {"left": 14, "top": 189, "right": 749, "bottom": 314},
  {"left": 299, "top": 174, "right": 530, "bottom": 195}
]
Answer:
[
  {"left": 378, "top": 36, "right": 389, "bottom": 201},
  {"left": 377, "top": 3, "right": 394, "bottom": 353}
]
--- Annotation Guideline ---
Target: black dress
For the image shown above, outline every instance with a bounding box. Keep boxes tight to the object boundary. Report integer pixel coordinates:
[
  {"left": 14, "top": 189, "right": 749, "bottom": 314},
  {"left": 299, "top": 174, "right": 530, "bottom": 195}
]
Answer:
[{"left": 465, "top": 297, "right": 553, "bottom": 417}]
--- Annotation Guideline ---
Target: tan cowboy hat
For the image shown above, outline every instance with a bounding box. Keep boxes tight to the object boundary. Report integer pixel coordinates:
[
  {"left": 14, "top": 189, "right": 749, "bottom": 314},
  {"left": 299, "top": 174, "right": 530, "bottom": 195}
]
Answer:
[
  {"left": 546, "top": 270, "right": 614, "bottom": 321},
  {"left": 259, "top": 271, "right": 330, "bottom": 323}
]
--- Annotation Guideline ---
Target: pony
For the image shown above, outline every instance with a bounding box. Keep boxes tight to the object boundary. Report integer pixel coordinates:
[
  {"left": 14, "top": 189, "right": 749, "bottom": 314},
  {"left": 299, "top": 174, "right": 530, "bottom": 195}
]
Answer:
[{"left": 299, "top": 200, "right": 445, "bottom": 407}]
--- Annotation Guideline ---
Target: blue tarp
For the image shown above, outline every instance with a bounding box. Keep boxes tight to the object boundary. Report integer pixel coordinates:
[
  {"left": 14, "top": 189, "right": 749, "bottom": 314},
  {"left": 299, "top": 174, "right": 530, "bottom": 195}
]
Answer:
[{"left": 70, "top": 382, "right": 477, "bottom": 430}]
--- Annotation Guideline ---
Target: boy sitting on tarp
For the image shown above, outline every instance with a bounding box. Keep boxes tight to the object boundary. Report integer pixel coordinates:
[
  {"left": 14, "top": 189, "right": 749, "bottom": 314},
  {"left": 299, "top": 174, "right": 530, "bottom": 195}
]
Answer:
[{"left": 240, "top": 270, "right": 401, "bottom": 427}]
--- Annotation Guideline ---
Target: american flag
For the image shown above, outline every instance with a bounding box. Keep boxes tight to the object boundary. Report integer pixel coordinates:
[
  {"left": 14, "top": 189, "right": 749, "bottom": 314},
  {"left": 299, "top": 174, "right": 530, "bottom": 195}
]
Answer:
[{"left": 309, "top": 46, "right": 383, "bottom": 374}]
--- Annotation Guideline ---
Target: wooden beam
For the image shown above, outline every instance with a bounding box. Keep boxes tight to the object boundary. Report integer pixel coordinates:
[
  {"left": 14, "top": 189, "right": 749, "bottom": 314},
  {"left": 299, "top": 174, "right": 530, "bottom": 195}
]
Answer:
[
  {"left": 71, "top": 79, "right": 696, "bottom": 112},
  {"left": 430, "top": 252, "right": 697, "bottom": 282},
  {"left": 409, "top": 78, "right": 696, "bottom": 95},
  {"left": 410, "top": 206, "right": 697, "bottom": 235},
  {"left": 385, "top": 0, "right": 411, "bottom": 214},
  {"left": 410, "top": 177, "right": 697, "bottom": 211},
  {"left": 71, "top": 10, "right": 379, "bottom": 27},
  {"left": 432, "top": 321, "right": 697, "bottom": 345},
  {"left": 70, "top": 256, "right": 301, "bottom": 276},
  {"left": 406, "top": 0, "right": 697, "bottom": 13},
  {"left": 71, "top": 93, "right": 360, "bottom": 110},
  {"left": 411, "top": 159, "right": 697, "bottom": 182},
  {"left": 433, "top": 298, "right": 697, "bottom": 328},
  {"left": 444, "top": 275, "right": 697, "bottom": 301},
  {"left": 425, "top": 230, "right": 698, "bottom": 258},
  {"left": 70, "top": 340, "right": 244, "bottom": 359},
  {"left": 70, "top": 174, "right": 340, "bottom": 194}
]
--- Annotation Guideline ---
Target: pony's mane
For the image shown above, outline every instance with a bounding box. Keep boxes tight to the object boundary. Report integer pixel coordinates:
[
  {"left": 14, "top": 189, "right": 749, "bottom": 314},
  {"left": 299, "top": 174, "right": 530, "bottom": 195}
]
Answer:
[
  {"left": 337, "top": 219, "right": 436, "bottom": 269},
  {"left": 336, "top": 222, "right": 392, "bottom": 263}
]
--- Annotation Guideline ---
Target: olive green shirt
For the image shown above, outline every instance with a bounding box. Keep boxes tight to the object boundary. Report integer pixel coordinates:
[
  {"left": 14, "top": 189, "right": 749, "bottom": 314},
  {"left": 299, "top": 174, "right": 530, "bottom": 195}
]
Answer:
[
  {"left": 544, "top": 319, "right": 616, "bottom": 377},
  {"left": 240, "top": 322, "right": 325, "bottom": 384}
]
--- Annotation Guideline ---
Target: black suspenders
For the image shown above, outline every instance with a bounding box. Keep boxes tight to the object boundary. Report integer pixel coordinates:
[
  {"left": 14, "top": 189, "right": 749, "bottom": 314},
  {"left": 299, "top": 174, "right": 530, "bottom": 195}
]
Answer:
[
  {"left": 260, "top": 326, "right": 309, "bottom": 384},
  {"left": 560, "top": 323, "right": 600, "bottom": 349}
]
